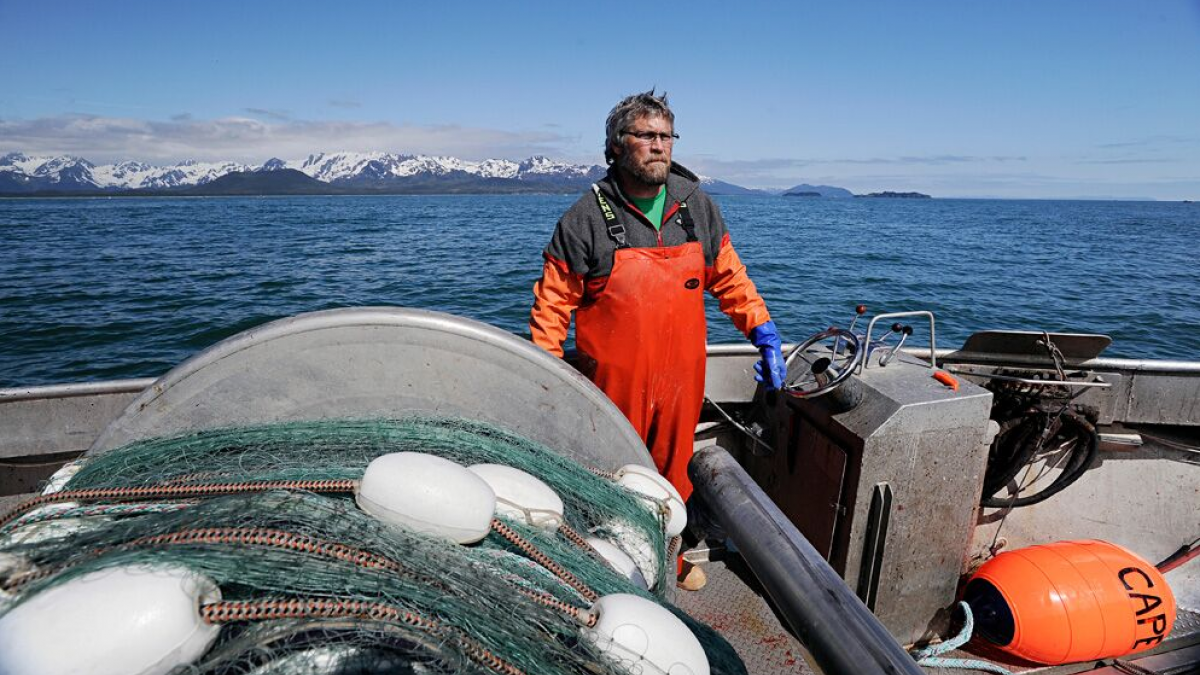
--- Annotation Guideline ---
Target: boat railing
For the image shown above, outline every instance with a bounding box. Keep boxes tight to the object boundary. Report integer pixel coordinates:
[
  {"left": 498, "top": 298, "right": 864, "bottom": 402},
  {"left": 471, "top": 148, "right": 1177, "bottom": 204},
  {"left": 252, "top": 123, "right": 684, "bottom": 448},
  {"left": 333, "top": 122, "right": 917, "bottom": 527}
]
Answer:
[{"left": 0, "top": 377, "right": 156, "bottom": 403}]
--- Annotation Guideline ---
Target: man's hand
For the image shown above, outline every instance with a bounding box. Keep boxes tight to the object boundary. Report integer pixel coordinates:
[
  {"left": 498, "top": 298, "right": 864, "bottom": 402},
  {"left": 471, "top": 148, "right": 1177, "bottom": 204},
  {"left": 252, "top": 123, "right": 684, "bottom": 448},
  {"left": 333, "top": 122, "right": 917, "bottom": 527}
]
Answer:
[{"left": 749, "top": 320, "right": 788, "bottom": 391}]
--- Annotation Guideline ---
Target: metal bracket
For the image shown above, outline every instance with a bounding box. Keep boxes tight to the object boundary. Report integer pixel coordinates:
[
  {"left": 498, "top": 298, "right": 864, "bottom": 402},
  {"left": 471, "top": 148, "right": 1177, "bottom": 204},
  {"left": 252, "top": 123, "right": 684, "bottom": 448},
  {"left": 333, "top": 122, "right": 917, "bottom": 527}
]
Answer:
[{"left": 860, "top": 311, "right": 937, "bottom": 372}]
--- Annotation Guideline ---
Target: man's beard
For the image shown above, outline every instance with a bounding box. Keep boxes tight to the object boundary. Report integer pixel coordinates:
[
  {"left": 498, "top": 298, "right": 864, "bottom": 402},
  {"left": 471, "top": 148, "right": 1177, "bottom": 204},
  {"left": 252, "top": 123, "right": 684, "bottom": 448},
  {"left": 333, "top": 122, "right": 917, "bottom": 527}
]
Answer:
[{"left": 619, "top": 152, "right": 669, "bottom": 186}]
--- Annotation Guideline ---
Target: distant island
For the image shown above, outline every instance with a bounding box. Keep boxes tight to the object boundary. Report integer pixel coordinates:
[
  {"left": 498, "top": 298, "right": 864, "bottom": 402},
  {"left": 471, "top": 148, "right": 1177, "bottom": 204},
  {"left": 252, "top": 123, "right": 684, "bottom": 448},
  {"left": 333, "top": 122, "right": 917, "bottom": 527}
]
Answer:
[
  {"left": 856, "top": 191, "right": 932, "bottom": 199},
  {"left": 783, "top": 185, "right": 933, "bottom": 199},
  {"left": 781, "top": 183, "right": 856, "bottom": 199}
]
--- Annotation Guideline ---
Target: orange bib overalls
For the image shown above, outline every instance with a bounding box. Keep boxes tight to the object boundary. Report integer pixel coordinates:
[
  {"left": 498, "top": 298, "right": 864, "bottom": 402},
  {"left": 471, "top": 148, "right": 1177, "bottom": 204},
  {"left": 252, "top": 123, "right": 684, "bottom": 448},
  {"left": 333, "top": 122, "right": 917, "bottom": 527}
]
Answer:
[{"left": 576, "top": 194, "right": 707, "bottom": 501}]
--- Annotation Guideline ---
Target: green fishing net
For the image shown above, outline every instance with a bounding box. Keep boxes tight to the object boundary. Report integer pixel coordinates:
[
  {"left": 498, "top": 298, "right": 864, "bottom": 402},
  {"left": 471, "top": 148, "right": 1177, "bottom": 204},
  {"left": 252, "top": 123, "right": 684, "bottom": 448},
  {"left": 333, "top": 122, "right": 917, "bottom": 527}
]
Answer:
[
  {"left": 68, "top": 418, "right": 668, "bottom": 581},
  {"left": 0, "top": 417, "right": 746, "bottom": 675}
]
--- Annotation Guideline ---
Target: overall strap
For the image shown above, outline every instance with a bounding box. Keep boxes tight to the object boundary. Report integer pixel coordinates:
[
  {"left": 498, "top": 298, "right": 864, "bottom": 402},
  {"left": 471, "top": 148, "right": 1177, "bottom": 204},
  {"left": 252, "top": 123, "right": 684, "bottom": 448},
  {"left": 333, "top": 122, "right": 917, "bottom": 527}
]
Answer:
[
  {"left": 591, "top": 184, "right": 629, "bottom": 249},
  {"left": 676, "top": 201, "right": 699, "bottom": 243}
]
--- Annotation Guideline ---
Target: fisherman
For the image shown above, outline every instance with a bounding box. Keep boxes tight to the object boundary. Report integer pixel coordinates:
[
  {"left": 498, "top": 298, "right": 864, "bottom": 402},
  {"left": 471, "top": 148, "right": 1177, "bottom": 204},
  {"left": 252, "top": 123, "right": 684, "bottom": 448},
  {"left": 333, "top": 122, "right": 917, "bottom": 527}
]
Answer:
[{"left": 528, "top": 90, "right": 787, "bottom": 586}]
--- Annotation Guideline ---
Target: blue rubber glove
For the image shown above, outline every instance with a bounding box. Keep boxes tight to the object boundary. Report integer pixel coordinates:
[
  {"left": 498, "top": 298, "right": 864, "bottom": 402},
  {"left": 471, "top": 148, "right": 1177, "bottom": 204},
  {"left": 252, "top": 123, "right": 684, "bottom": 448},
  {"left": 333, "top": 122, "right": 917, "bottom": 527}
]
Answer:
[{"left": 749, "top": 320, "right": 788, "bottom": 391}]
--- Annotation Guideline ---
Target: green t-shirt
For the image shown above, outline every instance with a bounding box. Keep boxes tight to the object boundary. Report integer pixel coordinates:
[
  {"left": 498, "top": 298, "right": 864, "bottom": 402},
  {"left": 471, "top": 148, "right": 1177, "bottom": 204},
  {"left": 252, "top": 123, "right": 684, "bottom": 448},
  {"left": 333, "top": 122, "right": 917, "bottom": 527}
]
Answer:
[{"left": 631, "top": 186, "right": 667, "bottom": 231}]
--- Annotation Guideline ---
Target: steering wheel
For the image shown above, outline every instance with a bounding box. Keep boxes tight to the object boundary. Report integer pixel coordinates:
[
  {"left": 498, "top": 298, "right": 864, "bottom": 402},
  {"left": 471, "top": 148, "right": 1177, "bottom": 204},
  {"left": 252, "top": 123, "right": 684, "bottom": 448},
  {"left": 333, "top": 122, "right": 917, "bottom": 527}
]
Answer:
[{"left": 782, "top": 327, "right": 864, "bottom": 399}]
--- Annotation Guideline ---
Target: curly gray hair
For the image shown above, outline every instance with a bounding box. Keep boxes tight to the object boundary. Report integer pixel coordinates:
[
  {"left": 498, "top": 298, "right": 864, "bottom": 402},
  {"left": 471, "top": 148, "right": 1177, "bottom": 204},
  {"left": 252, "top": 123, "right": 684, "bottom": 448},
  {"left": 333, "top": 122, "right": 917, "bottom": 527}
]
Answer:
[{"left": 604, "top": 89, "right": 674, "bottom": 165}]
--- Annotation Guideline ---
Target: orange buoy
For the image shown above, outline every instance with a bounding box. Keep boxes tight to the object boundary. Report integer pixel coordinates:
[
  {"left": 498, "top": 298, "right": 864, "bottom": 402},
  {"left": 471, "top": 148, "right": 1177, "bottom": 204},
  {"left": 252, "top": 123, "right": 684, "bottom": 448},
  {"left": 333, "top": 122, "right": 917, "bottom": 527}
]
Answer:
[{"left": 964, "top": 540, "right": 1175, "bottom": 665}]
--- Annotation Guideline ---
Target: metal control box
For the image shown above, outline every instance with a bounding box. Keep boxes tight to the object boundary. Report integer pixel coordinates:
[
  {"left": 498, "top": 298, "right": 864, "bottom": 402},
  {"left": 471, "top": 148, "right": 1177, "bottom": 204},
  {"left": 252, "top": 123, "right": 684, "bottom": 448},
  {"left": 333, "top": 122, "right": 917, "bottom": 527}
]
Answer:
[{"left": 742, "top": 353, "right": 993, "bottom": 645}]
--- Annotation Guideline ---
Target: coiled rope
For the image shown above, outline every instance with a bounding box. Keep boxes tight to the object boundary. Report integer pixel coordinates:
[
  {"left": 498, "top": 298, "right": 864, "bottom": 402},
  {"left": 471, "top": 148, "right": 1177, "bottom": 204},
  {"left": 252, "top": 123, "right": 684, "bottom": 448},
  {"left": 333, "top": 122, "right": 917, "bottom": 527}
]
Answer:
[
  {"left": 910, "top": 602, "right": 1013, "bottom": 675},
  {"left": 5, "top": 524, "right": 597, "bottom": 628}
]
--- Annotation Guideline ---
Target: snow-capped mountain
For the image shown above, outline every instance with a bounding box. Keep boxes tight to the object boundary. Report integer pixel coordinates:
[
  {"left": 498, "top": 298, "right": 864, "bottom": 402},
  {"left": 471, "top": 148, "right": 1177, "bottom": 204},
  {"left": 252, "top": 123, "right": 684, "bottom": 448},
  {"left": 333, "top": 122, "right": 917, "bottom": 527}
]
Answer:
[
  {"left": 698, "top": 175, "right": 771, "bottom": 196},
  {"left": 0, "top": 152, "right": 781, "bottom": 195},
  {"left": 0, "top": 151, "right": 606, "bottom": 193},
  {"left": 0, "top": 153, "right": 254, "bottom": 191},
  {"left": 516, "top": 155, "right": 597, "bottom": 179},
  {"left": 0, "top": 153, "right": 99, "bottom": 191},
  {"left": 292, "top": 152, "right": 601, "bottom": 185}
]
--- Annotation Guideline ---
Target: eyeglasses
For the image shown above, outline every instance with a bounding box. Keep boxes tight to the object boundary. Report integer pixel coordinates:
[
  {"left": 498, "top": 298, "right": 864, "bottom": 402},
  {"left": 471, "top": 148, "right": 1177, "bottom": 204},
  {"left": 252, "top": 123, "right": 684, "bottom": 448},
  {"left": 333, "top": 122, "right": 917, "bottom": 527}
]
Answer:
[{"left": 623, "top": 130, "right": 679, "bottom": 145}]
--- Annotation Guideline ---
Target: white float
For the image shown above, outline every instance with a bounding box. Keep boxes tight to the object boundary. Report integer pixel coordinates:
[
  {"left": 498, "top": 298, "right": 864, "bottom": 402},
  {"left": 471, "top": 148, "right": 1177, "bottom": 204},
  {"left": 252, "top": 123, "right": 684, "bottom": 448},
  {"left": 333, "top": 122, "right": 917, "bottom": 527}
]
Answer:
[
  {"left": 0, "top": 506, "right": 106, "bottom": 549},
  {"left": 0, "top": 564, "right": 222, "bottom": 675},
  {"left": 584, "top": 593, "right": 709, "bottom": 675},
  {"left": 599, "top": 519, "right": 660, "bottom": 590},
  {"left": 41, "top": 460, "right": 84, "bottom": 495},
  {"left": 614, "top": 465, "right": 687, "bottom": 538},
  {"left": 467, "top": 464, "right": 565, "bottom": 531},
  {"left": 586, "top": 536, "right": 649, "bottom": 590},
  {"left": 244, "top": 646, "right": 408, "bottom": 674},
  {"left": 356, "top": 452, "right": 496, "bottom": 544}
]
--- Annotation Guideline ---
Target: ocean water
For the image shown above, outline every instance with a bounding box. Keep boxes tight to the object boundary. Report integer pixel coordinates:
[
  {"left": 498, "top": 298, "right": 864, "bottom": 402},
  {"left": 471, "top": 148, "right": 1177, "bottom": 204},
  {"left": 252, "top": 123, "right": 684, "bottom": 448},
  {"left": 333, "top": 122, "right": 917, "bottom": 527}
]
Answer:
[{"left": 1, "top": 195, "right": 1197, "bottom": 387}]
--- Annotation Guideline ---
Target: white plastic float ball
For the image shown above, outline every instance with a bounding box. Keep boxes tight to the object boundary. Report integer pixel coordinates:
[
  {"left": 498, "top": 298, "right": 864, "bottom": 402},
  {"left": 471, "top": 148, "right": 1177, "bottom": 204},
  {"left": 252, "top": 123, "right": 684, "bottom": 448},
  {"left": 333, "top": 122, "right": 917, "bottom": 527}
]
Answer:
[
  {"left": 598, "top": 519, "right": 660, "bottom": 591},
  {"left": 40, "top": 460, "right": 84, "bottom": 495},
  {"left": 0, "top": 504, "right": 106, "bottom": 549},
  {"left": 357, "top": 452, "right": 496, "bottom": 544},
  {"left": 0, "top": 564, "right": 221, "bottom": 675},
  {"left": 615, "top": 464, "right": 687, "bottom": 538},
  {"left": 586, "top": 536, "right": 649, "bottom": 590},
  {"left": 584, "top": 593, "right": 709, "bottom": 675},
  {"left": 467, "top": 464, "right": 565, "bottom": 531}
]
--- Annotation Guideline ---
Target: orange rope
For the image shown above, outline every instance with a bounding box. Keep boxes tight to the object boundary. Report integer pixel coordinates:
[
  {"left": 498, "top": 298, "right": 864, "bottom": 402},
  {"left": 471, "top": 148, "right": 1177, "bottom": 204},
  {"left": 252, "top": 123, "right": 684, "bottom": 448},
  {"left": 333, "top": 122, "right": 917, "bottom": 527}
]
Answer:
[
  {"left": 3, "top": 525, "right": 437, "bottom": 593},
  {"left": 129, "top": 527, "right": 402, "bottom": 572},
  {"left": 153, "top": 528, "right": 593, "bottom": 625},
  {"left": 159, "top": 471, "right": 234, "bottom": 486},
  {"left": 586, "top": 465, "right": 616, "bottom": 480},
  {"left": 3, "top": 566, "right": 53, "bottom": 590},
  {"left": 668, "top": 535, "right": 682, "bottom": 562},
  {"left": 508, "top": 586, "right": 595, "bottom": 627},
  {"left": 556, "top": 522, "right": 593, "bottom": 552},
  {"left": 491, "top": 519, "right": 597, "bottom": 602},
  {"left": 0, "top": 479, "right": 358, "bottom": 530},
  {"left": 6, "top": 523, "right": 595, "bottom": 630},
  {"left": 201, "top": 598, "right": 525, "bottom": 675}
]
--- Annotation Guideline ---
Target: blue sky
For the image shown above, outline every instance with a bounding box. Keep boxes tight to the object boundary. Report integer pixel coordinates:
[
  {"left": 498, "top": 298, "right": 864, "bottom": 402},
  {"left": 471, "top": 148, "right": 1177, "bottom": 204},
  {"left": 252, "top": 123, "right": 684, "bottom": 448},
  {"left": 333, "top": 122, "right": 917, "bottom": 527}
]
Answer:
[{"left": 2, "top": 1, "right": 1198, "bottom": 199}]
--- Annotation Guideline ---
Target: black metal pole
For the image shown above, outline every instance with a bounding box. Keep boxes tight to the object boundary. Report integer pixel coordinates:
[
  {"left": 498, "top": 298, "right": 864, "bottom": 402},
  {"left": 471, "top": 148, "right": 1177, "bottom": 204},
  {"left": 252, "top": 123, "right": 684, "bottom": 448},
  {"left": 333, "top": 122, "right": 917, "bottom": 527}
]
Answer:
[{"left": 689, "top": 446, "right": 925, "bottom": 675}]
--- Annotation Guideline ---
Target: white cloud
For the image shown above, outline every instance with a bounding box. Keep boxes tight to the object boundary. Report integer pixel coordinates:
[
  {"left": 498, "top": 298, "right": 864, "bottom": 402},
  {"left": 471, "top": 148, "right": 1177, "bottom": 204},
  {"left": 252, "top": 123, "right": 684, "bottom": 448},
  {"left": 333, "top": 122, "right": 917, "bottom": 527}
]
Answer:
[{"left": 0, "top": 114, "right": 575, "bottom": 164}]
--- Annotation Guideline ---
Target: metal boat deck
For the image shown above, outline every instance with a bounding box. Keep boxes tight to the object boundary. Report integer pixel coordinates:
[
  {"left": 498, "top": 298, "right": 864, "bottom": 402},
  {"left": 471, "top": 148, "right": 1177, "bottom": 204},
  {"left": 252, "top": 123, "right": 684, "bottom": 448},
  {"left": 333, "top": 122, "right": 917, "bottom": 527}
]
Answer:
[
  {"left": 2, "top": 311, "right": 1198, "bottom": 674},
  {"left": 677, "top": 542, "right": 1200, "bottom": 675}
]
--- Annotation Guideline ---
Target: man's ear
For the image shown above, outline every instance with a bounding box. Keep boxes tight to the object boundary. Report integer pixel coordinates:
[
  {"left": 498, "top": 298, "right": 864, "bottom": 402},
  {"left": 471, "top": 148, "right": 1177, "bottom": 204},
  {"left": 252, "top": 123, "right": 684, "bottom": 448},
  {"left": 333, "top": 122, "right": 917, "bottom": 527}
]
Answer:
[{"left": 610, "top": 141, "right": 624, "bottom": 159}]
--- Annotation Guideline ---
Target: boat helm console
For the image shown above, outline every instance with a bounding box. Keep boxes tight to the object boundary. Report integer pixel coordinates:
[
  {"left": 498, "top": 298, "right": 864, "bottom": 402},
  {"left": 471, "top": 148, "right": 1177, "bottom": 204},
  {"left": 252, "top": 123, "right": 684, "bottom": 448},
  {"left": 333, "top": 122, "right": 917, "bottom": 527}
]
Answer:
[
  {"left": 694, "top": 304, "right": 1198, "bottom": 672},
  {"left": 736, "top": 307, "right": 996, "bottom": 645}
]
